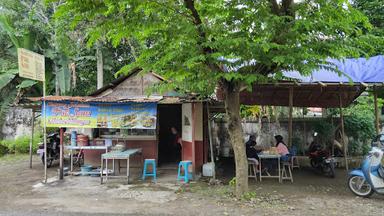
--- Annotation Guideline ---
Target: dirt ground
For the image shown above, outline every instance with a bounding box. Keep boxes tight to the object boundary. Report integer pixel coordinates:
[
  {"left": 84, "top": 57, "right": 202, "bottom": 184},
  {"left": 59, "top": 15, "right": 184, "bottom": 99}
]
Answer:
[{"left": 0, "top": 155, "right": 383, "bottom": 216}]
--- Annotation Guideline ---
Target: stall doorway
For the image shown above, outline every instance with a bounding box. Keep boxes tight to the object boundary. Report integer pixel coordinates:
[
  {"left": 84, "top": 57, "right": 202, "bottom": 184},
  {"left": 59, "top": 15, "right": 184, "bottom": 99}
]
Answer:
[{"left": 158, "top": 104, "right": 182, "bottom": 166}]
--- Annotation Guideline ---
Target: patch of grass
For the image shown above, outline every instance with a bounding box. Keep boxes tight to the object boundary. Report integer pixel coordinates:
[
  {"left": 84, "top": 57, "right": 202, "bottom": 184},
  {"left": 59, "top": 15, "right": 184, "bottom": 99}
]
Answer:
[
  {"left": 229, "top": 177, "right": 236, "bottom": 187},
  {"left": 0, "top": 153, "right": 29, "bottom": 162},
  {"left": 188, "top": 182, "right": 234, "bottom": 198},
  {"left": 241, "top": 191, "right": 257, "bottom": 201}
]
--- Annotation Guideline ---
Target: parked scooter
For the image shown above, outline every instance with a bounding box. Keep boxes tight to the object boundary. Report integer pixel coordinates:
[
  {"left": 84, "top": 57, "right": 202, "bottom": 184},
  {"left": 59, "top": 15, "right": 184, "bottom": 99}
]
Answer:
[
  {"left": 37, "top": 132, "right": 60, "bottom": 168},
  {"left": 308, "top": 132, "right": 336, "bottom": 178},
  {"left": 348, "top": 145, "right": 384, "bottom": 197}
]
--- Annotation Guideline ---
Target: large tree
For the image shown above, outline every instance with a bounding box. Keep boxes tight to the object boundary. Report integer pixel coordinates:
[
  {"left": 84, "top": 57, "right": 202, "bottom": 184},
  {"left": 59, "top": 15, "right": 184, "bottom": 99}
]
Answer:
[
  {"left": 353, "top": 0, "right": 384, "bottom": 54},
  {"left": 54, "top": 0, "right": 381, "bottom": 197}
]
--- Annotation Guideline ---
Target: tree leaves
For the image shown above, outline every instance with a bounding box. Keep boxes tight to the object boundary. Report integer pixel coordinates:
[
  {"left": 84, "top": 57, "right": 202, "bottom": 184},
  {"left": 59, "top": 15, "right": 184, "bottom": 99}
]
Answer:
[
  {"left": 0, "top": 73, "right": 16, "bottom": 91},
  {"left": 16, "top": 80, "right": 37, "bottom": 89},
  {"left": 48, "top": 0, "right": 384, "bottom": 95}
]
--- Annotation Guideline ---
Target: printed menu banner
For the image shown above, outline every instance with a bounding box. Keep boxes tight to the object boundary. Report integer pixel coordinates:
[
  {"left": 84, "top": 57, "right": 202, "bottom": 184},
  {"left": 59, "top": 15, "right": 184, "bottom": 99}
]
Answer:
[
  {"left": 44, "top": 101, "right": 157, "bottom": 129},
  {"left": 18, "top": 48, "right": 45, "bottom": 81}
]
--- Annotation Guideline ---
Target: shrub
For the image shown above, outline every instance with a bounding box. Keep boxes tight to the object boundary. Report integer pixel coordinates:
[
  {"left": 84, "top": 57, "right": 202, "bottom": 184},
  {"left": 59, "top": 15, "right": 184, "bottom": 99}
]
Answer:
[
  {"left": 0, "top": 132, "right": 41, "bottom": 154},
  {"left": 0, "top": 144, "right": 7, "bottom": 156}
]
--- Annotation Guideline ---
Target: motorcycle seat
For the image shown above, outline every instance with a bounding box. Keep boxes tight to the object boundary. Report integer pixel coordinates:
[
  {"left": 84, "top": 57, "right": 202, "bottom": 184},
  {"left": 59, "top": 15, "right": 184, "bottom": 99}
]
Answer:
[{"left": 378, "top": 166, "right": 384, "bottom": 179}]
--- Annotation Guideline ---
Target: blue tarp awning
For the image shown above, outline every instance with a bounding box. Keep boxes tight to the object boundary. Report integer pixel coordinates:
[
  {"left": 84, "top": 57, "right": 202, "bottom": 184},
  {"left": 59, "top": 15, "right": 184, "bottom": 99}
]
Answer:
[
  {"left": 283, "top": 55, "right": 384, "bottom": 84},
  {"left": 235, "top": 56, "right": 384, "bottom": 107}
]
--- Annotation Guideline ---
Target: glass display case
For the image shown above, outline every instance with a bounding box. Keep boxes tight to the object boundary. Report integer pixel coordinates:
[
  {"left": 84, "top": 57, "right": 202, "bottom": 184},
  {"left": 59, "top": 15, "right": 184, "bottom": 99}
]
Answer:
[{"left": 98, "top": 128, "right": 156, "bottom": 139}]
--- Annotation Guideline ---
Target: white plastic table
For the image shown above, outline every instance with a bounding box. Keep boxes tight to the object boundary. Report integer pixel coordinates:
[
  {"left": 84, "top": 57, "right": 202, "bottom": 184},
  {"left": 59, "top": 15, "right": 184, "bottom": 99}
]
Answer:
[
  {"left": 65, "top": 145, "right": 110, "bottom": 173},
  {"left": 100, "top": 148, "right": 143, "bottom": 184},
  {"left": 258, "top": 153, "right": 281, "bottom": 183}
]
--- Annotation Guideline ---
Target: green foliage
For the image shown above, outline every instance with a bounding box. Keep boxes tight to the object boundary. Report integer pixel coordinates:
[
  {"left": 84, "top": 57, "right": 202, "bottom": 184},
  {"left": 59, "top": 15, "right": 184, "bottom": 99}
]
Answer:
[
  {"left": 0, "top": 132, "right": 42, "bottom": 154},
  {"left": 343, "top": 96, "right": 379, "bottom": 141},
  {"left": 353, "top": 1, "right": 384, "bottom": 55},
  {"left": 240, "top": 105, "right": 261, "bottom": 119},
  {"left": 312, "top": 120, "right": 335, "bottom": 147},
  {"left": 0, "top": 143, "right": 7, "bottom": 156},
  {"left": 241, "top": 191, "right": 257, "bottom": 201},
  {"left": 229, "top": 177, "right": 236, "bottom": 187},
  {"left": 329, "top": 96, "right": 382, "bottom": 155}
]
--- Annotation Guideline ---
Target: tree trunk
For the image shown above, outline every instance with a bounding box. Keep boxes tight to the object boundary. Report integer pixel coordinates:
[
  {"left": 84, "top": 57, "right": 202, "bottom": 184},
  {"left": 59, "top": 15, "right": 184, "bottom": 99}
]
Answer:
[
  {"left": 96, "top": 43, "right": 103, "bottom": 90},
  {"left": 54, "top": 63, "right": 60, "bottom": 96},
  {"left": 223, "top": 80, "right": 248, "bottom": 197}
]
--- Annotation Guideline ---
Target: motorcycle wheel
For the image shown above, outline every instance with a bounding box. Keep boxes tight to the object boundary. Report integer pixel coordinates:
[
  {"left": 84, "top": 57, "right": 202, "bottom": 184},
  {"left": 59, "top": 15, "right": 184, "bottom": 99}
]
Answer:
[
  {"left": 348, "top": 175, "right": 374, "bottom": 198},
  {"left": 41, "top": 155, "right": 53, "bottom": 168},
  {"left": 322, "top": 163, "right": 335, "bottom": 178},
  {"left": 310, "top": 159, "right": 318, "bottom": 168}
]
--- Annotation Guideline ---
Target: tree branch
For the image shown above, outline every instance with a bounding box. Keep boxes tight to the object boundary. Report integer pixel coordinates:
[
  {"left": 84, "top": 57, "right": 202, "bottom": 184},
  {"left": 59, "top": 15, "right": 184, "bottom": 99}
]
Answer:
[
  {"left": 282, "top": 0, "right": 294, "bottom": 16},
  {"left": 183, "top": 0, "right": 222, "bottom": 73},
  {"left": 184, "top": 0, "right": 213, "bottom": 54},
  {"left": 269, "top": 0, "right": 280, "bottom": 15}
]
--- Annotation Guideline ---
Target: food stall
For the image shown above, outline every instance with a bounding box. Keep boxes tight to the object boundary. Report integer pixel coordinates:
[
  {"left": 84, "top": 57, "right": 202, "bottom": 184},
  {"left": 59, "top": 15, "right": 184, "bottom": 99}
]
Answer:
[
  {"left": 29, "top": 70, "right": 209, "bottom": 178},
  {"left": 40, "top": 98, "right": 159, "bottom": 174}
]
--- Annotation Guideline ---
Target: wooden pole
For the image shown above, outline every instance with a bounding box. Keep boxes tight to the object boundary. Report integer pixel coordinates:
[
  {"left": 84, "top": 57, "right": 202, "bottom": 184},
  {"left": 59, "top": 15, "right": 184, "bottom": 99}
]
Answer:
[
  {"left": 43, "top": 81, "right": 47, "bottom": 183},
  {"left": 288, "top": 87, "right": 293, "bottom": 147},
  {"left": 374, "top": 86, "right": 380, "bottom": 135},
  {"left": 303, "top": 120, "right": 307, "bottom": 156},
  {"left": 59, "top": 128, "right": 64, "bottom": 180},
  {"left": 339, "top": 90, "right": 348, "bottom": 170},
  {"left": 29, "top": 111, "right": 35, "bottom": 169},
  {"left": 331, "top": 117, "right": 335, "bottom": 156},
  {"left": 206, "top": 103, "right": 216, "bottom": 180}
]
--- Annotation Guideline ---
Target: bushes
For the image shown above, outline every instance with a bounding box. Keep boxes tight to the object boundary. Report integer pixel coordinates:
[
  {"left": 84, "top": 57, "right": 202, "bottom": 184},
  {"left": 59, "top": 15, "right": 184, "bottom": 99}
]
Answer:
[
  {"left": 0, "top": 133, "right": 41, "bottom": 154},
  {"left": 0, "top": 143, "right": 7, "bottom": 156}
]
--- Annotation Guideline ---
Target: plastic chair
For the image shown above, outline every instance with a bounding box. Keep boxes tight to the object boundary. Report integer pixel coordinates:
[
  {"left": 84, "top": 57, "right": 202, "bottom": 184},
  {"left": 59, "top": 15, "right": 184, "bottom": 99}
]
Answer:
[
  {"left": 142, "top": 159, "right": 156, "bottom": 182},
  {"left": 177, "top": 160, "right": 193, "bottom": 183},
  {"left": 289, "top": 146, "right": 300, "bottom": 169}
]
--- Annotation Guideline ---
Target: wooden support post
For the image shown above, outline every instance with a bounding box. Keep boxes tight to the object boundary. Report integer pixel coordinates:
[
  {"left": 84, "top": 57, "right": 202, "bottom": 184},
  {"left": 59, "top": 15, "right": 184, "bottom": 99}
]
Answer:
[
  {"left": 374, "top": 86, "right": 380, "bottom": 135},
  {"left": 288, "top": 87, "right": 293, "bottom": 147},
  {"left": 331, "top": 117, "right": 335, "bottom": 156},
  {"left": 303, "top": 120, "right": 307, "bottom": 156},
  {"left": 206, "top": 103, "right": 216, "bottom": 180},
  {"left": 59, "top": 128, "right": 64, "bottom": 180},
  {"left": 339, "top": 91, "right": 348, "bottom": 170},
  {"left": 29, "top": 111, "right": 35, "bottom": 169}
]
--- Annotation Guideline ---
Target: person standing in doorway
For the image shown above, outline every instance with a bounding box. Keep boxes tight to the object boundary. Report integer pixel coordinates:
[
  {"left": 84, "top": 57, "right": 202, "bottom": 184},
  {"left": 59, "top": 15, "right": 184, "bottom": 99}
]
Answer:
[{"left": 170, "top": 127, "right": 182, "bottom": 162}]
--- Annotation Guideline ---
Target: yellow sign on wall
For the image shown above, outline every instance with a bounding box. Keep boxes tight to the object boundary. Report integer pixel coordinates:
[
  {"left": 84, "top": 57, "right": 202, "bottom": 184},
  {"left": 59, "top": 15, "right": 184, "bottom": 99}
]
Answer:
[{"left": 17, "top": 48, "right": 45, "bottom": 81}]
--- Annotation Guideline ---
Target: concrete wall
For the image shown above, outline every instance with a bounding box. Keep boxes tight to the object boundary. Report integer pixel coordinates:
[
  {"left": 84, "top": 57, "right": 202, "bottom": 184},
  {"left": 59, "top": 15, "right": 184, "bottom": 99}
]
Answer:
[
  {"left": 1, "top": 108, "right": 33, "bottom": 140},
  {"left": 213, "top": 119, "right": 321, "bottom": 156},
  {"left": 181, "top": 103, "right": 204, "bottom": 174}
]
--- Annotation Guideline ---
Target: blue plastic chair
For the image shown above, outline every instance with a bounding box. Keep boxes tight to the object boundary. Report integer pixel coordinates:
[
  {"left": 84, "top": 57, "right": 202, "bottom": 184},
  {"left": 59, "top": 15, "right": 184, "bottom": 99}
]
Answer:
[
  {"left": 142, "top": 159, "right": 156, "bottom": 182},
  {"left": 177, "top": 160, "right": 193, "bottom": 183}
]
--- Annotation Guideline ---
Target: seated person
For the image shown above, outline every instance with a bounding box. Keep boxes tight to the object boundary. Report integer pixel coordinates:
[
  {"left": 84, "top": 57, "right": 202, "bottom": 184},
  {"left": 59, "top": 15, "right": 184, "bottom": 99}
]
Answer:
[
  {"left": 275, "top": 135, "right": 290, "bottom": 161},
  {"left": 245, "top": 135, "right": 262, "bottom": 161}
]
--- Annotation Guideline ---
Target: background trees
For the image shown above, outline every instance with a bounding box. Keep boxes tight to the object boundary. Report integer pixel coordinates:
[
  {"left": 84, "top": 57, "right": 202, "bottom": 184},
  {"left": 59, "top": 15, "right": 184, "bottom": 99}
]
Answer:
[{"left": 0, "top": 0, "right": 138, "bottom": 124}]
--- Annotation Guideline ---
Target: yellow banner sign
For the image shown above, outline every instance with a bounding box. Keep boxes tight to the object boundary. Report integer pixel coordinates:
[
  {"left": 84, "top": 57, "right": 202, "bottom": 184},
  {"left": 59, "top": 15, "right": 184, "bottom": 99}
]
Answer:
[{"left": 18, "top": 48, "right": 45, "bottom": 81}]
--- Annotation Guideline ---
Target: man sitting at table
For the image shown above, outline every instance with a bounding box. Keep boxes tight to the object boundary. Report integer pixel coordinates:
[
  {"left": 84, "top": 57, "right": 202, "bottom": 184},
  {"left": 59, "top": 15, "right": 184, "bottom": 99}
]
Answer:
[{"left": 245, "top": 135, "right": 262, "bottom": 161}]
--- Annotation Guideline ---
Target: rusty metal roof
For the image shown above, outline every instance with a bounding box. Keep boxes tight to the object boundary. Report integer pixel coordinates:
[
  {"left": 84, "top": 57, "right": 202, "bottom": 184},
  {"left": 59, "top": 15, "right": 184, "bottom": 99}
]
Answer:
[
  {"left": 216, "top": 82, "right": 366, "bottom": 108},
  {"left": 28, "top": 95, "right": 163, "bottom": 103}
]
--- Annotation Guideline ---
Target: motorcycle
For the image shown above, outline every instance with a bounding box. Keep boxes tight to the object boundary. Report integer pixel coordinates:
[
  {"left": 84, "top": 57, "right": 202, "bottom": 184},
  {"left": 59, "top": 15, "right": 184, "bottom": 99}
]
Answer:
[
  {"left": 36, "top": 132, "right": 60, "bottom": 168},
  {"left": 308, "top": 132, "right": 336, "bottom": 178},
  {"left": 348, "top": 146, "right": 384, "bottom": 197}
]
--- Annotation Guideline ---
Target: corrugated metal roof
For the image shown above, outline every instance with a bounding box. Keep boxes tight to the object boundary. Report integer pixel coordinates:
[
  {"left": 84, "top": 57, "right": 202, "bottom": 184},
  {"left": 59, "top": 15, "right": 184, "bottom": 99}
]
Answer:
[{"left": 28, "top": 95, "right": 163, "bottom": 103}]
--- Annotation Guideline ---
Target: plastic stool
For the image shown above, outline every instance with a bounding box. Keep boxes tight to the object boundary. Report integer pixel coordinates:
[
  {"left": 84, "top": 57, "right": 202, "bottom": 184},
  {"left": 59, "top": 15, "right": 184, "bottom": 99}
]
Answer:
[
  {"left": 177, "top": 160, "right": 192, "bottom": 183},
  {"left": 281, "top": 161, "right": 293, "bottom": 183},
  {"left": 248, "top": 158, "right": 259, "bottom": 181},
  {"left": 142, "top": 159, "right": 156, "bottom": 182}
]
